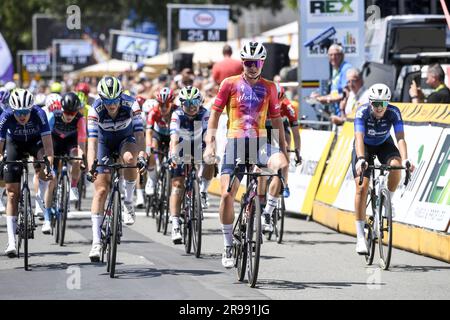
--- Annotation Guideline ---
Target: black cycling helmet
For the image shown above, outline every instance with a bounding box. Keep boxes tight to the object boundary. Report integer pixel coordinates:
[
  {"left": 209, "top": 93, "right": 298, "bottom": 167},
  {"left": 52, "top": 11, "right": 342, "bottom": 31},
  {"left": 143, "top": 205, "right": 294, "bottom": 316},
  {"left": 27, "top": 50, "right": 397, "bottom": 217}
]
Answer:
[{"left": 61, "top": 92, "right": 81, "bottom": 112}]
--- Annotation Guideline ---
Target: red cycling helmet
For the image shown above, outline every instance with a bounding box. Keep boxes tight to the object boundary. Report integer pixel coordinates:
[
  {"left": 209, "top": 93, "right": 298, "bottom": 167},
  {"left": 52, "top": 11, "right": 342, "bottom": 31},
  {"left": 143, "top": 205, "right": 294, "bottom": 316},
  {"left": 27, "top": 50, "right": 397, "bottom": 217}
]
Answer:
[
  {"left": 156, "top": 87, "right": 175, "bottom": 105},
  {"left": 136, "top": 95, "right": 146, "bottom": 107},
  {"left": 275, "top": 83, "right": 286, "bottom": 100},
  {"left": 75, "top": 82, "right": 90, "bottom": 95}
]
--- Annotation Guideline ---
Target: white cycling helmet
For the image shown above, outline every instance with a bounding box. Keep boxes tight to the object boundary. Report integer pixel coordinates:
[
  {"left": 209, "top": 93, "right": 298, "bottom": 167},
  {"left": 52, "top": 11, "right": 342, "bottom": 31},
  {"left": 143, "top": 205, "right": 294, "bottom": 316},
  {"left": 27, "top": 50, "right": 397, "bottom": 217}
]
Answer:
[
  {"left": 368, "top": 83, "right": 391, "bottom": 101},
  {"left": 9, "top": 89, "right": 34, "bottom": 110},
  {"left": 240, "top": 42, "right": 267, "bottom": 61},
  {"left": 45, "top": 93, "right": 62, "bottom": 109},
  {"left": 5, "top": 81, "right": 17, "bottom": 92},
  {"left": 142, "top": 99, "right": 158, "bottom": 113},
  {"left": 34, "top": 93, "right": 47, "bottom": 107}
]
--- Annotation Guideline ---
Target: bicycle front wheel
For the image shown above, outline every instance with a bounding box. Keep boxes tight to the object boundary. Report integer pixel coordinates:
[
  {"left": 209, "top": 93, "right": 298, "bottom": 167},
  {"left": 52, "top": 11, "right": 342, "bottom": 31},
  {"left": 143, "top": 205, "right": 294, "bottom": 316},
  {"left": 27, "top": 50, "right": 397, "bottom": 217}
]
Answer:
[
  {"left": 378, "top": 188, "right": 393, "bottom": 270},
  {"left": 247, "top": 196, "right": 262, "bottom": 288},
  {"left": 365, "top": 188, "right": 376, "bottom": 265},
  {"left": 109, "top": 189, "right": 121, "bottom": 278},
  {"left": 192, "top": 179, "right": 202, "bottom": 258},
  {"left": 276, "top": 196, "right": 285, "bottom": 244},
  {"left": 59, "top": 174, "right": 70, "bottom": 246},
  {"left": 183, "top": 193, "right": 192, "bottom": 254},
  {"left": 23, "top": 187, "right": 30, "bottom": 271},
  {"left": 162, "top": 169, "right": 171, "bottom": 235},
  {"left": 235, "top": 201, "right": 247, "bottom": 282}
]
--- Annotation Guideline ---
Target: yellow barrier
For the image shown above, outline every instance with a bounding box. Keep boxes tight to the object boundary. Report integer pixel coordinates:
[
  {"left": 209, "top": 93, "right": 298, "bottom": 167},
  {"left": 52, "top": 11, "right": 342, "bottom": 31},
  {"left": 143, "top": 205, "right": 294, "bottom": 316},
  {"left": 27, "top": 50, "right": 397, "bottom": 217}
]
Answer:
[
  {"left": 312, "top": 201, "right": 450, "bottom": 263},
  {"left": 347, "top": 103, "right": 450, "bottom": 125}
]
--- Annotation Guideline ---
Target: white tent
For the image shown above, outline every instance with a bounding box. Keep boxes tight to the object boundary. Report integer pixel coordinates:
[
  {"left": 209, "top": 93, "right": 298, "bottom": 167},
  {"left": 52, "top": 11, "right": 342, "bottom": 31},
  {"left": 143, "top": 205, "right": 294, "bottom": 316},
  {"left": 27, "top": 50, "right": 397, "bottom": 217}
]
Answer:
[{"left": 70, "top": 59, "right": 155, "bottom": 77}]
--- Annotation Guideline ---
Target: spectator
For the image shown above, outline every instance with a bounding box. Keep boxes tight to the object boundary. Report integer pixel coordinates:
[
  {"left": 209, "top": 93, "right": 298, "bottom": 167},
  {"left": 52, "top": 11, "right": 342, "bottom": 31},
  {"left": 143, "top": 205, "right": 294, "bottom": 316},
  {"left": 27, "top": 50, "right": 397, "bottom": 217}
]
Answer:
[
  {"left": 310, "top": 44, "right": 352, "bottom": 117},
  {"left": 409, "top": 63, "right": 450, "bottom": 103},
  {"left": 331, "top": 68, "right": 370, "bottom": 125},
  {"left": 212, "top": 44, "right": 243, "bottom": 85}
]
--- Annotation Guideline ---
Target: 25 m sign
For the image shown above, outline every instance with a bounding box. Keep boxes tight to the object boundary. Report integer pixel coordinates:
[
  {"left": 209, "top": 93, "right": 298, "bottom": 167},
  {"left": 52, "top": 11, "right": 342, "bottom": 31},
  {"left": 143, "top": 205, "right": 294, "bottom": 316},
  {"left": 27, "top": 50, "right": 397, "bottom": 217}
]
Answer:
[{"left": 179, "top": 9, "right": 229, "bottom": 42}]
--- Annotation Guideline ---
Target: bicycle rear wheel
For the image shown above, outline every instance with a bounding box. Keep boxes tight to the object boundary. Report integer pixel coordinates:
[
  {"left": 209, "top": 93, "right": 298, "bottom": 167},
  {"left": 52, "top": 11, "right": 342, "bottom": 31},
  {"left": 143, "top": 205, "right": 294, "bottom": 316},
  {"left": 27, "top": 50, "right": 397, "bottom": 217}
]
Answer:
[
  {"left": 378, "top": 188, "right": 393, "bottom": 270},
  {"left": 247, "top": 196, "right": 262, "bottom": 288},
  {"left": 109, "top": 189, "right": 121, "bottom": 278},
  {"left": 23, "top": 187, "right": 30, "bottom": 271},
  {"left": 365, "top": 188, "right": 376, "bottom": 265},
  {"left": 234, "top": 202, "right": 247, "bottom": 282},
  {"left": 59, "top": 175, "right": 70, "bottom": 246},
  {"left": 192, "top": 179, "right": 202, "bottom": 258},
  {"left": 183, "top": 192, "right": 192, "bottom": 253},
  {"left": 276, "top": 196, "right": 285, "bottom": 244}
]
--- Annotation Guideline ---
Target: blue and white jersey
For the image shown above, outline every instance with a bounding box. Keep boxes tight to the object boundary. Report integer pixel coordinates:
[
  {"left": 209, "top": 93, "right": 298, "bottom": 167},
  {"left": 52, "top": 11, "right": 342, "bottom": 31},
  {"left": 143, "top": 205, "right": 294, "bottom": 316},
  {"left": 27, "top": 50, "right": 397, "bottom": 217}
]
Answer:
[
  {"left": 0, "top": 106, "right": 51, "bottom": 142},
  {"left": 170, "top": 107, "right": 209, "bottom": 143},
  {"left": 354, "top": 103, "right": 404, "bottom": 146},
  {"left": 88, "top": 93, "right": 144, "bottom": 143}
]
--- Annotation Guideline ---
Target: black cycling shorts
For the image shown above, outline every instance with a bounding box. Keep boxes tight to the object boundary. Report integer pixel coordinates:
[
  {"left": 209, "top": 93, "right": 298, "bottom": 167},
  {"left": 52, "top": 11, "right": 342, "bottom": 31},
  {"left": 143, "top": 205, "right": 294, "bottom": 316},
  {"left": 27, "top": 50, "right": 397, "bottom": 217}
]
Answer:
[
  {"left": 351, "top": 136, "right": 401, "bottom": 179},
  {"left": 3, "top": 138, "right": 43, "bottom": 183}
]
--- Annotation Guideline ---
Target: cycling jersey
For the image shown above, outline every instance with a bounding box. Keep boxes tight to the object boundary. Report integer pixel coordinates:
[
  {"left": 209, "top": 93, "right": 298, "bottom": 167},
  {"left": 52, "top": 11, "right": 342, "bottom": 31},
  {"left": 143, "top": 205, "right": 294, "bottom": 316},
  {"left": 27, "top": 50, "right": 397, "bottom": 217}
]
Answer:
[
  {"left": 87, "top": 93, "right": 143, "bottom": 143},
  {"left": 146, "top": 103, "right": 173, "bottom": 136},
  {"left": 170, "top": 106, "right": 209, "bottom": 177},
  {"left": 266, "top": 97, "right": 299, "bottom": 128},
  {"left": 354, "top": 103, "right": 404, "bottom": 146},
  {"left": 170, "top": 106, "right": 209, "bottom": 142},
  {"left": 0, "top": 106, "right": 51, "bottom": 142},
  {"left": 213, "top": 75, "right": 280, "bottom": 138},
  {"left": 49, "top": 110, "right": 86, "bottom": 145}
]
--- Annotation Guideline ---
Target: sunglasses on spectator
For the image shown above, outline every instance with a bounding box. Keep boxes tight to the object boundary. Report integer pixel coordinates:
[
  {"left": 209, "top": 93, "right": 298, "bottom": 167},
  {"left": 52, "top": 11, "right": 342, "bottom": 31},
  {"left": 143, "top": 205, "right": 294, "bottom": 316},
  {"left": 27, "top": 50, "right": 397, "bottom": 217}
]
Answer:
[
  {"left": 371, "top": 101, "right": 388, "bottom": 109},
  {"left": 102, "top": 97, "right": 120, "bottom": 106},
  {"left": 347, "top": 79, "right": 360, "bottom": 84},
  {"left": 243, "top": 60, "right": 264, "bottom": 68},
  {"left": 13, "top": 109, "right": 31, "bottom": 117},
  {"left": 63, "top": 111, "right": 78, "bottom": 116}
]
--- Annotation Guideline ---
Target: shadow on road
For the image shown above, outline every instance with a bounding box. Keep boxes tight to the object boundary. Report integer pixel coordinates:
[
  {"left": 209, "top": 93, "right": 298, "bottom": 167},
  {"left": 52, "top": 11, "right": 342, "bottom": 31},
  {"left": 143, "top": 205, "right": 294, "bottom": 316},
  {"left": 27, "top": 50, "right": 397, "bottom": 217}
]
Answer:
[
  {"left": 16, "top": 261, "right": 108, "bottom": 271},
  {"left": 283, "top": 230, "right": 336, "bottom": 236},
  {"left": 114, "top": 267, "right": 222, "bottom": 279},
  {"left": 282, "top": 239, "right": 354, "bottom": 246},
  {"left": 29, "top": 251, "right": 80, "bottom": 257},
  {"left": 388, "top": 264, "right": 450, "bottom": 273},
  {"left": 255, "top": 279, "right": 385, "bottom": 290}
]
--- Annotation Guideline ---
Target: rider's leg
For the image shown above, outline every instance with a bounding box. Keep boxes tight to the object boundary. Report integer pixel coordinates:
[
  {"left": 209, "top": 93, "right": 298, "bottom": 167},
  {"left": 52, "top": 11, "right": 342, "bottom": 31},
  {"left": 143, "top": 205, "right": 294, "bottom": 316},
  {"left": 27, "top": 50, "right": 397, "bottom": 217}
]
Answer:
[
  {"left": 387, "top": 157, "right": 402, "bottom": 195},
  {"left": 5, "top": 182, "right": 20, "bottom": 249},
  {"left": 145, "top": 138, "right": 158, "bottom": 195},
  {"left": 264, "top": 152, "right": 288, "bottom": 223},
  {"left": 170, "top": 176, "right": 184, "bottom": 243},
  {"left": 121, "top": 141, "right": 138, "bottom": 204},
  {"left": 91, "top": 174, "right": 111, "bottom": 245},
  {"left": 70, "top": 147, "right": 82, "bottom": 188}
]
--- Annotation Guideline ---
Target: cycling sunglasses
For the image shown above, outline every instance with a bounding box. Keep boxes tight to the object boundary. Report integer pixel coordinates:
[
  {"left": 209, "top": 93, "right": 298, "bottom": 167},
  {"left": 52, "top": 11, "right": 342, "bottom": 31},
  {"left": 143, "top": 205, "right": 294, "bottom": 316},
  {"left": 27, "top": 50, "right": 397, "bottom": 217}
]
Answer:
[
  {"left": 13, "top": 109, "right": 31, "bottom": 117},
  {"left": 371, "top": 101, "right": 388, "bottom": 109},
  {"left": 63, "top": 110, "right": 78, "bottom": 116},
  {"left": 243, "top": 60, "right": 264, "bottom": 68},
  {"left": 181, "top": 99, "right": 201, "bottom": 108},
  {"left": 102, "top": 97, "right": 120, "bottom": 106}
]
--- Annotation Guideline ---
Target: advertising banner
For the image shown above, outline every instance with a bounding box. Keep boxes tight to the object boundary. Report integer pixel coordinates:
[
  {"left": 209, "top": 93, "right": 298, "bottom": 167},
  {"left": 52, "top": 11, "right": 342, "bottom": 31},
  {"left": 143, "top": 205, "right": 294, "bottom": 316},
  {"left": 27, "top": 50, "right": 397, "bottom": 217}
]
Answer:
[
  {"left": 316, "top": 122, "right": 354, "bottom": 205},
  {"left": 285, "top": 129, "right": 335, "bottom": 215},
  {"left": 391, "top": 126, "right": 444, "bottom": 224},
  {"left": 110, "top": 30, "right": 159, "bottom": 63},
  {"left": 299, "top": 0, "right": 365, "bottom": 120},
  {"left": 407, "top": 129, "right": 450, "bottom": 231},
  {"left": 179, "top": 9, "right": 229, "bottom": 42}
]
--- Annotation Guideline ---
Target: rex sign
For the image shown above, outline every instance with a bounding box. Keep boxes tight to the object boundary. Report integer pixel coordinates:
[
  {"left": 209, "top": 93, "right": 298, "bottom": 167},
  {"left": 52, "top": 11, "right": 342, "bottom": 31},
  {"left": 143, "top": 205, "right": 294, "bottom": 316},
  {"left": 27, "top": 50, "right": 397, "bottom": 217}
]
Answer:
[
  {"left": 179, "top": 9, "right": 229, "bottom": 42},
  {"left": 307, "top": 0, "right": 359, "bottom": 22}
]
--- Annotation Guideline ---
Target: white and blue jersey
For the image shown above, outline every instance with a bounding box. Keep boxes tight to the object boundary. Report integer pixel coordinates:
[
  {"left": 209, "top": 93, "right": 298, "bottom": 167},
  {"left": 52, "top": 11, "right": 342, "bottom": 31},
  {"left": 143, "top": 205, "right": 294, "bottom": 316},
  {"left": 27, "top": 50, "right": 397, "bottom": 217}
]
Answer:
[
  {"left": 170, "top": 107, "right": 209, "bottom": 144},
  {"left": 354, "top": 103, "right": 404, "bottom": 146},
  {"left": 0, "top": 106, "right": 51, "bottom": 143},
  {"left": 88, "top": 93, "right": 144, "bottom": 144}
]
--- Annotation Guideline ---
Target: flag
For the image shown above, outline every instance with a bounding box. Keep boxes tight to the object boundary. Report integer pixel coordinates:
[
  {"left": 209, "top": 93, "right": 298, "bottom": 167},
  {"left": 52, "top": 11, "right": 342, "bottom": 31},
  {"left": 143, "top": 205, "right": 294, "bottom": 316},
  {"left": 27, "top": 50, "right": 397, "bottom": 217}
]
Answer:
[{"left": 0, "top": 32, "right": 14, "bottom": 83}]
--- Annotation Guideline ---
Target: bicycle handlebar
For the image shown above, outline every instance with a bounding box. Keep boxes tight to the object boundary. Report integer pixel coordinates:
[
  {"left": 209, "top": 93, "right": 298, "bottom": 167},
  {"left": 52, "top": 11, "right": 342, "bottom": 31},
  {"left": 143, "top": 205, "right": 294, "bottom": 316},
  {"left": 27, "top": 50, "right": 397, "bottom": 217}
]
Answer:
[{"left": 359, "top": 162, "right": 411, "bottom": 186}]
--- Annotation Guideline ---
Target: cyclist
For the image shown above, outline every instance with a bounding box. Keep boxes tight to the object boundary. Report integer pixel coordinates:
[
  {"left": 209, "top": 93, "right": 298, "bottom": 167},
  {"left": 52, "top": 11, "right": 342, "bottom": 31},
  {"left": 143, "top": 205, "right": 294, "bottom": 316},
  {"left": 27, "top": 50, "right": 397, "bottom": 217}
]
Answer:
[
  {"left": 145, "top": 88, "right": 175, "bottom": 198},
  {"left": 50, "top": 82, "right": 63, "bottom": 95},
  {"left": 135, "top": 95, "right": 147, "bottom": 208},
  {"left": 86, "top": 76, "right": 146, "bottom": 262},
  {"left": 204, "top": 42, "right": 289, "bottom": 268},
  {"left": 353, "top": 83, "right": 415, "bottom": 254},
  {"left": 264, "top": 83, "right": 302, "bottom": 203},
  {"left": 168, "top": 86, "right": 214, "bottom": 244},
  {"left": 0, "top": 89, "right": 54, "bottom": 256},
  {"left": 75, "top": 82, "right": 91, "bottom": 119},
  {"left": 41, "top": 93, "right": 86, "bottom": 233},
  {"left": 0, "top": 87, "right": 10, "bottom": 214}
]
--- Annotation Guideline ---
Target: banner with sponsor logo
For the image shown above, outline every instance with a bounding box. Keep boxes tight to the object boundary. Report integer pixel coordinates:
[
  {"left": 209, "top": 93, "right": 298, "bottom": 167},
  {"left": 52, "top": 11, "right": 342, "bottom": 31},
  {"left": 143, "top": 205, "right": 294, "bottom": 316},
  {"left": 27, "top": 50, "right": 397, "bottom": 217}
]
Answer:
[
  {"left": 316, "top": 122, "right": 354, "bottom": 205},
  {"left": 110, "top": 30, "right": 159, "bottom": 63},
  {"left": 0, "top": 32, "right": 14, "bottom": 83},
  {"left": 179, "top": 9, "right": 229, "bottom": 42},
  {"left": 299, "top": 0, "right": 365, "bottom": 120},
  {"left": 407, "top": 129, "right": 450, "bottom": 232},
  {"left": 285, "top": 129, "right": 334, "bottom": 215}
]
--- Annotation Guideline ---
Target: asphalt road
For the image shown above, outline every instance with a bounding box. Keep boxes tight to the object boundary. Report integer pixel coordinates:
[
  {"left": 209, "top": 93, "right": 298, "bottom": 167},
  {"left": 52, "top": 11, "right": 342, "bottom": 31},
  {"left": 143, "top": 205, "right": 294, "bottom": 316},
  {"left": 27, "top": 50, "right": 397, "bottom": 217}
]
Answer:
[{"left": 0, "top": 185, "right": 449, "bottom": 300}]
